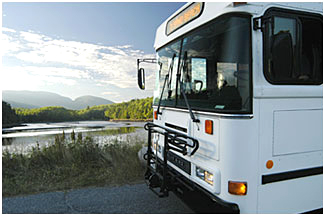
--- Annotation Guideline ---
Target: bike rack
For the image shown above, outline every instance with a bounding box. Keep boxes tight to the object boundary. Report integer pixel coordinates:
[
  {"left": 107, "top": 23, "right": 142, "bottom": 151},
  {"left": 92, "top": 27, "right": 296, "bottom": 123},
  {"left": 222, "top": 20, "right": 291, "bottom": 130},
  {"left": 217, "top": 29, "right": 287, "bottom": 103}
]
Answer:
[{"left": 143, "top": 122, "right": 199, "bottom": 197}]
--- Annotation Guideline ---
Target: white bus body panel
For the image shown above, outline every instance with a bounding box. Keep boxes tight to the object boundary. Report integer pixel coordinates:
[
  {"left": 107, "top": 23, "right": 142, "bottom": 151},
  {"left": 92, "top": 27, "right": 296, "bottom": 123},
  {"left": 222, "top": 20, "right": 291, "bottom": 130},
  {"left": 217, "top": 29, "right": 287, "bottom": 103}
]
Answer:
[
  {"left": 252, "top": 4, "right": 323, "bottom": 212},
  {"left": 155, "top": 105, "right": 260, "bottom": 213},
  {"left": 258, "top": 175, "right": 323, "bottom": 213},
  {"left": 273, "top": 109, "right": 322, "bottom": 156},
  {"left": 152, "top": 2, "right": 323, "bottom": 213},
  {"left": 257, "top": 97, "right": 323, "bottom": 213}
]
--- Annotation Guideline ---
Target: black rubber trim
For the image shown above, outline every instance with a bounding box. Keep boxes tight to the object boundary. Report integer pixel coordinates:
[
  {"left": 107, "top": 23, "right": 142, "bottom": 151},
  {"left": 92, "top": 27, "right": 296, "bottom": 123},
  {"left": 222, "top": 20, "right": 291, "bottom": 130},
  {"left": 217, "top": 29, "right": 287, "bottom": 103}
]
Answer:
[
  {"left": 167, "top": 151, "right": 191, "bottom": 174},
  {"left": 165, "top": 122, "right": 187, "bottom": 133},
  {"left": 302, "top": 208, "right": 323, "bottom": 214},
  {"left": 262, "top": 166, "right": 323, "bottom": 185}
]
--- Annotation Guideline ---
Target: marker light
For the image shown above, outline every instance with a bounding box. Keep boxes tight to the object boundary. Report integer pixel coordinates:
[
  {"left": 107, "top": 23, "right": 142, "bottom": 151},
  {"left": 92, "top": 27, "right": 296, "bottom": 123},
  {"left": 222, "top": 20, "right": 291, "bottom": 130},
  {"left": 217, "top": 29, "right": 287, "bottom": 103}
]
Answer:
[
  {"left": 266, "top": 160, "right": 274, "bottom": 169},
  {"left": 205, "top": 120, "right": 213, "bottom": 135},
  {"left": 166, "top": 2, "right": 203, "bottom": 35},
  {"left": 228, "top": 181, "right": 247, "bottom": 196},
  {"left": 154, "top": 111, "right": 158, "bottom": 120},
  {"left": 232, "top": 2, "right": 247, "bottom": 7}
]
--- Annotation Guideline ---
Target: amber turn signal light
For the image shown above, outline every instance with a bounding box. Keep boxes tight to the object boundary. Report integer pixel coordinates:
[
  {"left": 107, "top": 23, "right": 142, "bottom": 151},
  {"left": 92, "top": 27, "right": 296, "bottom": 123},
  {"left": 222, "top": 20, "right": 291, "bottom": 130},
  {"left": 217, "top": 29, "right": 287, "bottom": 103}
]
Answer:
[
  {"left": 233, "top": 2, "right": 247, "bottom": 7},
  {"left": 266, "top": 160, "right": 274, "bottom": 169},
  {"left": 205, "top": 120, "right": 213, "bottom": 135},
  {"left": 154, "top": 111, "right": 158, "bottom": 120},
  {"left": 228, "top": 181, "right": 247, "bottom": 196}
]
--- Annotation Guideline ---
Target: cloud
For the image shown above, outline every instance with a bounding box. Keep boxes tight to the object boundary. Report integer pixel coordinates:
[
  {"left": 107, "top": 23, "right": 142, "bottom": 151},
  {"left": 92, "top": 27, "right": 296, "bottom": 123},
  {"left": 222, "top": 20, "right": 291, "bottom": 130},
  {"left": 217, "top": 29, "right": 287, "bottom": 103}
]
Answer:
[
  {"left": 1, "top": 65, "right": 79, "bottom": 90},
  {"left": 2, "top": 28, "right": 157, "bottom": 94},
  {"left": 20, "top": 31, "right": 45, "bottom": 44},
  {"left": 2, "top": 27, "right": 15, "bottom": 33},
  {"left": 24, "top": 66, "right": 91, "bottom": 79}
]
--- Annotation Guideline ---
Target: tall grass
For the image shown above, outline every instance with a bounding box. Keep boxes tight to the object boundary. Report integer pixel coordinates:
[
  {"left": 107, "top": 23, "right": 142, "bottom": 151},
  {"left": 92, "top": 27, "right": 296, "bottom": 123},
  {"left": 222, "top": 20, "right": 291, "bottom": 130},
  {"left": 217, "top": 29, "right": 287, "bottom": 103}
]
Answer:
[{"left": 2, "top": 132, "right": 146, "bottom": 197}]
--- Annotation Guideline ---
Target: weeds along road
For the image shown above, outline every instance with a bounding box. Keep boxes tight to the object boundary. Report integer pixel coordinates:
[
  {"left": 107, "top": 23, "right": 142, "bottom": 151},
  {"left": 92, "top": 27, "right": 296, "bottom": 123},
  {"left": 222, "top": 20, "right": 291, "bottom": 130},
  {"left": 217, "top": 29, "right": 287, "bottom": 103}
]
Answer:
[{"left": 2, "top": 183, "right": 194, "bottom": 214}]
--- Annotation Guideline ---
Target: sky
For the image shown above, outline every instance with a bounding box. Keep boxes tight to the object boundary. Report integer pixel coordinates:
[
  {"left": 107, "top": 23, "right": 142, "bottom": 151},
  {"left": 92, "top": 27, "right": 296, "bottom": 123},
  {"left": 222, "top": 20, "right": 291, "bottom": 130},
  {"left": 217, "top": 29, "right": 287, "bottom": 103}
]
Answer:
[{"left": 1, "top": 2, "right": 186, "bottom": 103}]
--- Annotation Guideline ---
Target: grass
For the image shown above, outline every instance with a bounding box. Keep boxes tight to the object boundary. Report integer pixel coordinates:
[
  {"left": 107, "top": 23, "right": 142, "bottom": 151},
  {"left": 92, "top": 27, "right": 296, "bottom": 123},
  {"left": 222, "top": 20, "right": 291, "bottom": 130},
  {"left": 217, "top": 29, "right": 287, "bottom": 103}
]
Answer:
[
  {"left": 2, "top": 132, "right": 146, "bottom": 197},
  {"left": 86, "top": 126, "right": 137, "bottom": 136}
]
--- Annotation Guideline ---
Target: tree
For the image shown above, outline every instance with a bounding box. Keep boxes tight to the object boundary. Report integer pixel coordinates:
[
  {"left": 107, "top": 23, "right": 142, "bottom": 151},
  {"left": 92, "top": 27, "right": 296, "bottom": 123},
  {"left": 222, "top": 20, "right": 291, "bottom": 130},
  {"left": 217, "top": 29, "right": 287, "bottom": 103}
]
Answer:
[
  {"left": 2, "top": 101, "right": 19, "bottom": 126},
  {"left": 13, "top": 97, "right": 153, "bottom": 123}
]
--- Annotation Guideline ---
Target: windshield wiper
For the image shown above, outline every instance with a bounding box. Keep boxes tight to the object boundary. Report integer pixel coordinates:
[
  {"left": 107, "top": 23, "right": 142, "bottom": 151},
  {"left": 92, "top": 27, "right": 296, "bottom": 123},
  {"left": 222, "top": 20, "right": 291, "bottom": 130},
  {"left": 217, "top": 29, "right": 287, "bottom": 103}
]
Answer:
[
  {"left": 167, "top": 54, "right": 176, "bottom": 99},
  {"left": 156, "top": 53, "right": 176, "bottom": 117},
  {"left": 177, "top": 51, "right": 200, "bottom": 123}
]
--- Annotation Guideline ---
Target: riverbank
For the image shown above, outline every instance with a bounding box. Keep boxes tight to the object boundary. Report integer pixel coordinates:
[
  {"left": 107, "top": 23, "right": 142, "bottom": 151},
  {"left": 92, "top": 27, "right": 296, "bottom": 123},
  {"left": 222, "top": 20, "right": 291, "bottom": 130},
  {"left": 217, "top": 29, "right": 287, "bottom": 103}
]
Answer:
[
  {"left": 2, "top": 132, "right": 146, "bottom": 197},
  {"left": 2, "top": 119, "right": 151, "bottom": 131},
  {"left": 2, "top": 121, "right": 146, "bottom": 153},
  {"left": 109, "top": 119, "right": 152, "bottom": 122},
  {"left": 2, "top": 123, "right": 26, "bottom": 129}
]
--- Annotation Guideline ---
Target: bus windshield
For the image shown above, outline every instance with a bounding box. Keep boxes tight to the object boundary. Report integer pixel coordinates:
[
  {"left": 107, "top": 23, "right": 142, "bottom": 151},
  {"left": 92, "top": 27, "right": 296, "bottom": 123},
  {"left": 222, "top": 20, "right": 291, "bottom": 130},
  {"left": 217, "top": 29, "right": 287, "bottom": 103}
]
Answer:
[{"left": 154, "top": 14, "right": 252, "bottom": 114}]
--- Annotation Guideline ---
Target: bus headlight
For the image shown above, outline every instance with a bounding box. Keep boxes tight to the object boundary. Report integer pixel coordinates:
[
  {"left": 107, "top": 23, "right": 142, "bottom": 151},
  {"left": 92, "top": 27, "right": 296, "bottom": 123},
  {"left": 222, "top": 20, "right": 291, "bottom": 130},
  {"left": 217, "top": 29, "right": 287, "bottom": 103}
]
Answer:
[
  {"left": 196, "top": 166, "right": 214, "bottom": 185},
  {"left": 151, "top": 134, "right": 160, "bottom": 152},
  {"left": 152, "top": 142, "right": 160, "bottom": 152}
]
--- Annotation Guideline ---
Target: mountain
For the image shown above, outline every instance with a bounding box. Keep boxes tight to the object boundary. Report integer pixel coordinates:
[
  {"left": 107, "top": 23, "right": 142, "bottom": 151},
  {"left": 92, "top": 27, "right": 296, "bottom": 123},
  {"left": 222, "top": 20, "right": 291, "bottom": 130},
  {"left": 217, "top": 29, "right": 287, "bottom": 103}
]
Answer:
[
  {"left": 73, "top": 95, "right": 114, "bottom": 110},
  {"left": 3, "top": 100, "right": 40, "bottom": 109},
  {"left": 2, "top": 90, "right": 114, "bottom": 110}
]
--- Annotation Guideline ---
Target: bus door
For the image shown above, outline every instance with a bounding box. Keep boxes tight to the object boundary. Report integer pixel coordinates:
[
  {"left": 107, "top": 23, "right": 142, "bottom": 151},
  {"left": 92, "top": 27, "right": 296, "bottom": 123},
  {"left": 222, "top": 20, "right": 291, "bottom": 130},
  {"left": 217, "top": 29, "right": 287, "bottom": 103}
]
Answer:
[{"left": 256, "top": 7, "right": 323, "bottom": 213}]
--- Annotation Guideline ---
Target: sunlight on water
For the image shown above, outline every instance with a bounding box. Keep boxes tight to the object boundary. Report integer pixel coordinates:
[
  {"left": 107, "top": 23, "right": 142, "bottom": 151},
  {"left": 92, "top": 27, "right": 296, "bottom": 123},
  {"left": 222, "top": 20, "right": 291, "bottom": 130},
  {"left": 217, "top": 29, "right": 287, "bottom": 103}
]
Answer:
[{"left": 2, "top": 121, "right": 147, "bottom": 154}]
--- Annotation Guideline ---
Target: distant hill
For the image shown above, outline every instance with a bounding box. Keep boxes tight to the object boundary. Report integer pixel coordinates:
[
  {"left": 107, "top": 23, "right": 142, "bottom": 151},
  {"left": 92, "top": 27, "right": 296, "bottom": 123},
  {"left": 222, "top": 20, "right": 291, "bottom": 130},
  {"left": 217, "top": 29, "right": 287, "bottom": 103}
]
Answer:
[
  {"left": 3, "top": 100, "right": 40, "bottom": 109},
  {"left": 73, "top": 95, "right": 114, "bottom": 110},
  {"left": 2, "top": 90, "right": 114, "bottom": 110}
]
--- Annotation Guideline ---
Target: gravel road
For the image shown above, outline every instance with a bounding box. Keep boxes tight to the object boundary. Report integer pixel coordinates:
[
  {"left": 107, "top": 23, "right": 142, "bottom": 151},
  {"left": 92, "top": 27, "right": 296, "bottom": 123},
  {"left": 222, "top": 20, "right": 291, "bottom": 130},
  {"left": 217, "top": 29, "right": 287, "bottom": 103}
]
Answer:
[{"left": 2, "top": 183, "right": 194, "bottom": 214}]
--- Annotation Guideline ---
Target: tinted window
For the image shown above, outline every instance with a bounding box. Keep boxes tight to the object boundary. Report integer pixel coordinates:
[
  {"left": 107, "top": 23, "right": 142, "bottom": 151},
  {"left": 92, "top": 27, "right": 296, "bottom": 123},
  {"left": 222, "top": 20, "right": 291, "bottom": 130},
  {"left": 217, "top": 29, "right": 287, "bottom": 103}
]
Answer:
[
  {"left": 263, "top": 9, "right": 323, "bottom": 84},
  {"left": 177, "top": 15, "right": 252, "bottom": 113},
  {"left": 154, "top": 14, "right": 252, "bottom": 114},
  {"left": 154, "top": 41, "right": 181, "bottom": 107}
]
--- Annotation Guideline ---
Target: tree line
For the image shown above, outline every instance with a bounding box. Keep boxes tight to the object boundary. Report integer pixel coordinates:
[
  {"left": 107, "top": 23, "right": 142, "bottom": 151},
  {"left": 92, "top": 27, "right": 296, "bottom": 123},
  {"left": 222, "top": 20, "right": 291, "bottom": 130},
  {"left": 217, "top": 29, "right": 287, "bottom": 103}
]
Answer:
[
  {"left": 2, "top": 101, "right": 20, "bottom": 126},
  {"left": 3, "top": 97, "right": 153, "bottom": 125}
]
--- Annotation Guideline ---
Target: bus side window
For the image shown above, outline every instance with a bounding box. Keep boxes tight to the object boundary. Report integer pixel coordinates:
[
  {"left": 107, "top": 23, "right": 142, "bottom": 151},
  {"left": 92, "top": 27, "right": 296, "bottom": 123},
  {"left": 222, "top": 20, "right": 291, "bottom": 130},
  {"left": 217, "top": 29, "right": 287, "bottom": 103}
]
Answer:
[
  {"left": 299, "top": 17, "right": 322, "bottom": 83},
  {"left": 265, "top": 16, "right": 296, "bottom": 82},
  {"left": 263, "top": 9, "right": 323, "bottom": 85}
]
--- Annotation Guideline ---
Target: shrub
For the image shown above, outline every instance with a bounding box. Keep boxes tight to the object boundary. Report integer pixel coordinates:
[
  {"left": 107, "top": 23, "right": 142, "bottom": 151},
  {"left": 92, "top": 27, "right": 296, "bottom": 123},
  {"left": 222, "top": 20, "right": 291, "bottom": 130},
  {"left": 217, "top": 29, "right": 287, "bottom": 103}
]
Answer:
[{"left": 2, "top": 132, "right": 146, "bottom": 197}]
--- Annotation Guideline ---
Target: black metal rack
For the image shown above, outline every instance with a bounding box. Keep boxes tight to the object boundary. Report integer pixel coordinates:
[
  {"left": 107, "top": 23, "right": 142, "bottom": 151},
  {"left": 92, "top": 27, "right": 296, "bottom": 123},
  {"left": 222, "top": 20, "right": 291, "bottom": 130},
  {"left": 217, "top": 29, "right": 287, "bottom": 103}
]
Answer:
[{"left": 143, "top": 122, "right": 199, "bottom": 197}]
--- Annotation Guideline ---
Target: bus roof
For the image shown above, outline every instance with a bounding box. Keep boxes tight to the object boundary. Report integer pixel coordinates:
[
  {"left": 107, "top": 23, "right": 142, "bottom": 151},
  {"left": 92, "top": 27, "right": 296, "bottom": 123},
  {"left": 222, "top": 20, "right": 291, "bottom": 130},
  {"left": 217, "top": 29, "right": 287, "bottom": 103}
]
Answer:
[{"left": 154, "top": 2, "right": 323, "bottom": 50}]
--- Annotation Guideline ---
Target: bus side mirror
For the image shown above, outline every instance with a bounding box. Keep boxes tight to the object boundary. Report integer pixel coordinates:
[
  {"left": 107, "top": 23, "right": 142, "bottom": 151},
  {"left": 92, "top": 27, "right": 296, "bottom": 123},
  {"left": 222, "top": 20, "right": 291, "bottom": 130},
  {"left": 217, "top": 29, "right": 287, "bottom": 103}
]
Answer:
[
  {"left": 138, "top": 68, "right": 145, "bottom": 90},
  {"left": 271, "top": 32, "right": 293, "bottom": 79}
]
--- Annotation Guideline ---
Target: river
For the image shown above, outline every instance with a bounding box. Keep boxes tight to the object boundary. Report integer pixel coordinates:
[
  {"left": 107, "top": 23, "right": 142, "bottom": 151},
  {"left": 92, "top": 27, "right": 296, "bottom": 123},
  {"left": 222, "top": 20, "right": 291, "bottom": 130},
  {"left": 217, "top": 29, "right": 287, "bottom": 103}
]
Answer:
[{"left": 2, "top": 121, "right": 147, "bottom": 154}]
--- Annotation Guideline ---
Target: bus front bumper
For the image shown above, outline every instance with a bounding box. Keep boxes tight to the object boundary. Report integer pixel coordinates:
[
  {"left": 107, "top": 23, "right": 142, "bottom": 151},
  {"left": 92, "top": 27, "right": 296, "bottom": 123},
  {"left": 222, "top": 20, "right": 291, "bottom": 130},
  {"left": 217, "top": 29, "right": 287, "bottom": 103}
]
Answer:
[{"left": 145, "top": 162, "right": 240, "bottom": 213}]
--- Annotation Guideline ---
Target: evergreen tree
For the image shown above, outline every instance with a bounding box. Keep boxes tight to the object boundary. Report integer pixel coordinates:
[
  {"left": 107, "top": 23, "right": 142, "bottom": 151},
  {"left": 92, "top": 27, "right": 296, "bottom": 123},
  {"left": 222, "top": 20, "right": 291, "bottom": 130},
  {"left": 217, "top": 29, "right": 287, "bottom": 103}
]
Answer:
[
  {"left": 2, "top": 101, "right": 19, "bottom": 126},
  {"left": 13, "top": 97, "right": 153, "bottom": 123}
]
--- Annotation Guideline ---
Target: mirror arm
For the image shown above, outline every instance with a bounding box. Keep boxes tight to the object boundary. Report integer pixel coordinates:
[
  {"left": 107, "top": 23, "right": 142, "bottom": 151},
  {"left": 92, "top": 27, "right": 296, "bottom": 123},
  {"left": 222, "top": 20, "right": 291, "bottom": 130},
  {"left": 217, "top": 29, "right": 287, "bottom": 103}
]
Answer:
[
  {"left": 253, "top": 15, "right": 272, "bottom": 32},
  {"left": 253, "top": 16, "right": 263, "bottom": 31},
  {"left": 137, "top": 59, "right": 140, "bottom": 71},
  {"left": 137, "top": 58, "right": 157, "bottom": 67}
]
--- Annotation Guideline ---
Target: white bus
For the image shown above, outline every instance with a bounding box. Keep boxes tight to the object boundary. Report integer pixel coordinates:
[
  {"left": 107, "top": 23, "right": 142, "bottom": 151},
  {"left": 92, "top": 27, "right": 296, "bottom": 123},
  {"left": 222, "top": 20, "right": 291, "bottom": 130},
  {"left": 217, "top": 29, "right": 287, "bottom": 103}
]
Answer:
[{"left": 137, "top": 2, "right": 322, "bottom": 213}]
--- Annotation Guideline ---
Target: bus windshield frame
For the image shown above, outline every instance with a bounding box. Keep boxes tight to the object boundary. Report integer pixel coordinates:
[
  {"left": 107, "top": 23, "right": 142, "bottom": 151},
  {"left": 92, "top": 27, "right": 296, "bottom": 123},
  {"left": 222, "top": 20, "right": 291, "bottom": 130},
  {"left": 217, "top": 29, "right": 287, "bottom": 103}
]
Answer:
[{"left": 154, "top": 13, "right": 252, "bottom": 114}]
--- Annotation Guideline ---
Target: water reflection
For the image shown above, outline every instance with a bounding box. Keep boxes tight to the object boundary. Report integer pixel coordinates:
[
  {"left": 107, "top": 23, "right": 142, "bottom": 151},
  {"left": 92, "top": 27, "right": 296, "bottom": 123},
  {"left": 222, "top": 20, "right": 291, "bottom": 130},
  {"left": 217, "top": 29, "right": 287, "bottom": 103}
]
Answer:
[
  {"left": 2, "top": 121, "right": 147, "bottom": 154},
  {"left": 2, "top": 138, "right": 13, "bottom": 146}
]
